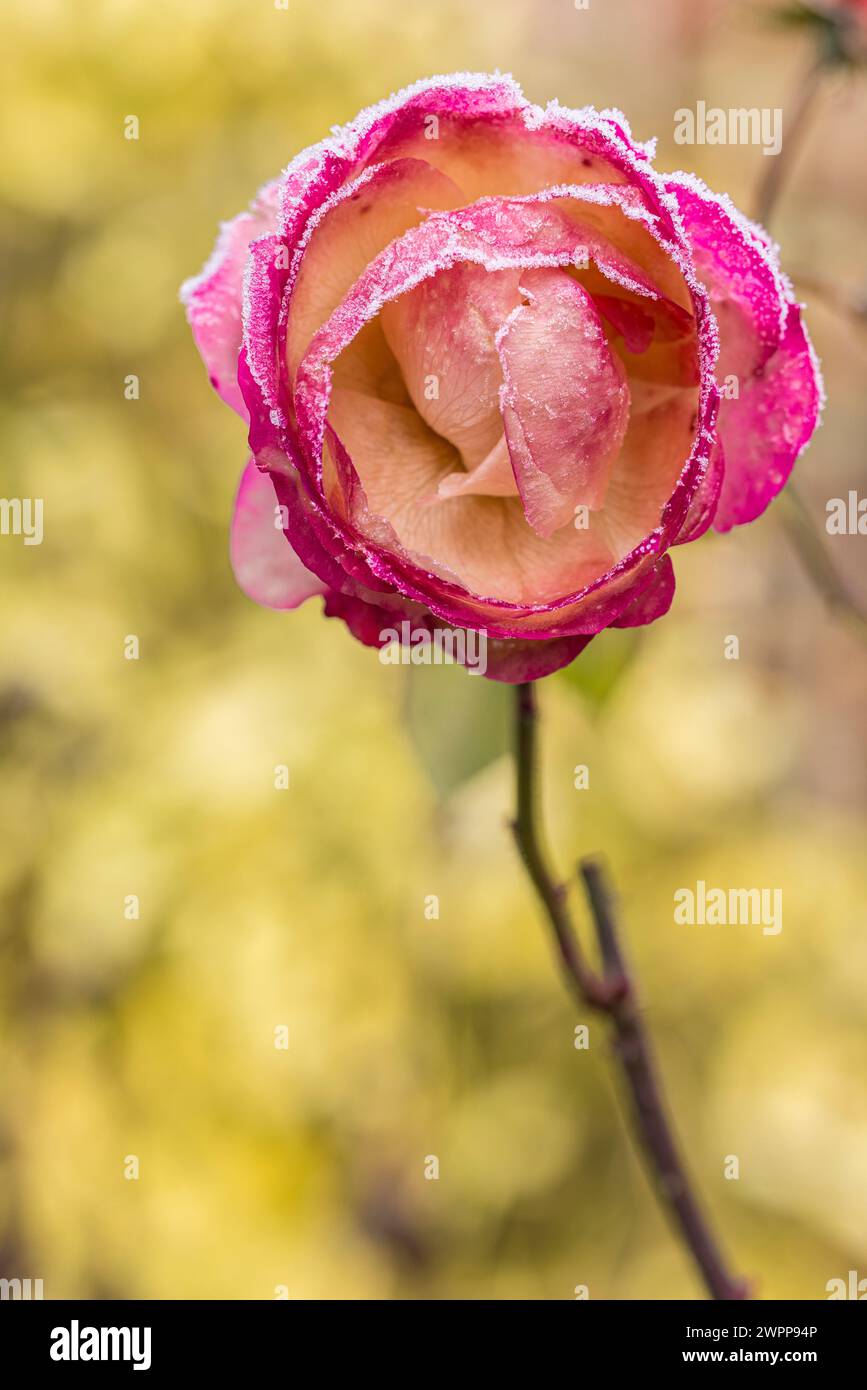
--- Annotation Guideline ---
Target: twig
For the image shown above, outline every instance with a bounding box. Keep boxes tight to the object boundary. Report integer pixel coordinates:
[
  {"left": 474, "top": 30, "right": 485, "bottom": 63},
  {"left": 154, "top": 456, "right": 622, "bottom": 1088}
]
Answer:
[
  {"left": 511, "top": 681, "right": 749, "bottom": 1301},
  {"left": 752, "top": 56, "right": 867, "bottom": 642},
  {"left": 791, "top": 269, "right": 867, "bottom": 328},
  {"left": 754, "top": 56, "right": 825, "bottom": 227},
  {"left": 778, "top": 488, "right": 867, "bottom": 641}
]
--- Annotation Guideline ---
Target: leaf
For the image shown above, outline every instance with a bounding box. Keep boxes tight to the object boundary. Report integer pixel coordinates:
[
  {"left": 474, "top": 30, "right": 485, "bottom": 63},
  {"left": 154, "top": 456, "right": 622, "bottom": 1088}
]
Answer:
[
  {"left": 557, "top": 627, "right": 640, "bottom": 711},
  {"left": 403, "top": 659, "right": 510, "bottom": 798}
]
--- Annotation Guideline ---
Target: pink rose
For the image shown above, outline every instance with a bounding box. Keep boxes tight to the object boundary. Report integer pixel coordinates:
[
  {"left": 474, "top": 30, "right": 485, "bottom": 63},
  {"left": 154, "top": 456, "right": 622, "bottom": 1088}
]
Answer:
[{"left": 182, "top": 74, "right": 823, "bottom": 682}]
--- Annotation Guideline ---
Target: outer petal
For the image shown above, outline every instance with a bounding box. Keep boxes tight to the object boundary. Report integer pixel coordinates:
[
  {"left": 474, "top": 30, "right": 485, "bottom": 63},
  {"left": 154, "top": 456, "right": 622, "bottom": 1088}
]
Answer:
[
  {"left": 180, "top": 181, "right": 280, "bottom": 419},
  {"left": 711, "top": 303, "right": 823, "bottom": 531},
  {"left": 230, "top": 459, "right": 327, "bottom": 609},
  {"left": 612, "top": 554, "right": 675, "bottom": 627},
  {"left": 322, "top": 587, "right": 592, "bottom": 682},
  {"left": 285, "top": 157, "right": 465, "bottom": 382},
  {"left": 667, "top": 173, "right": 823, "bottom": 530},
  {"left": 674, "top": 438, "right": 725, "bottom": 544},
  {"left": 480, "top": 632, "right": 593, "bottom": 682}
]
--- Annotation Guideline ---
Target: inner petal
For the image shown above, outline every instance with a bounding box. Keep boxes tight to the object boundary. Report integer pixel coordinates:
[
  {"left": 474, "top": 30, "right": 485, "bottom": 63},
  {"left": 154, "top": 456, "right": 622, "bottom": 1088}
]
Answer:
[
  {"left": 380, "top": 263, "right": 521, "bottom": 471},
  {"left": 285, "top": 156, "right": 465, "bottom": 382},
  {"left": 495, "top": 266, "right": 631, "bottom": 537},
  {"left": 380, "top": 261, "right": 632, "bottom": 537},
  {"left": 324, "top": 387, "right": 616, "bottom": 605},
  {"left": 296, "top": 193, "right": 704, "bottom": 612}
]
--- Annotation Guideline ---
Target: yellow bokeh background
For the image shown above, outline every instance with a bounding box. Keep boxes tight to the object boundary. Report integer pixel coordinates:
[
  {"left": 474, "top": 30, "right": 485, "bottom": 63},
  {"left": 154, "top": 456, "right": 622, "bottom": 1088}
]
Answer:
[{"left": 1, "top": 0, "right": 866, "bottom": 1299}]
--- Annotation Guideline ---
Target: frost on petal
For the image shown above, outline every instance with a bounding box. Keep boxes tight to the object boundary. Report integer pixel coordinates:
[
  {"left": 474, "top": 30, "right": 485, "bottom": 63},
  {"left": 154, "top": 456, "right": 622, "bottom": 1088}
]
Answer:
[
  {"left": 666, "top": 173, "right": 822, "bottom": 529},
  {"left": 322, "top": 588, "right": 396, "bottom": 648},
  {"left": 240, "top": 234, "right": 291, "bottom": 436},
  {"left": 713, "top": 303, "right": 823, "bottom": 531},
  {"left": 285, "top": 157, "right": 465, "bottom": 380},
  {"left": 230, "top": 459, "right": 327, "bottom": 609},
  {"left": 496, "top": 268, "right": 630, "bottom": 537},
  {"left": 674, "top": 437, "right": 725, "bottom": 544},
  {"left": 181, "top": 182, "right": 280, "bottom": 419},
  {"left": 667, "top": 174, "right": 786, "bottom": 373},
  {"left": 321, "top": 584, "right": 593, "bottom": 683},
  {"left": 612, "top": 554, "right": 675, "bottom": 627},
  {"left": 380, "top": 262, "right": 521, "bottom": 473}
]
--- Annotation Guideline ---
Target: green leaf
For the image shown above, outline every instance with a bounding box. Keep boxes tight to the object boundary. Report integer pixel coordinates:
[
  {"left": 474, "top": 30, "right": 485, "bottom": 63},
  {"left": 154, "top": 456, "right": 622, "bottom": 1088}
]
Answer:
[
  {"left": 403, "top": 660, "right": 511, "bottom": 798},
  {"left": 556, "top": 628, "right": 640, "bottom": 711}
]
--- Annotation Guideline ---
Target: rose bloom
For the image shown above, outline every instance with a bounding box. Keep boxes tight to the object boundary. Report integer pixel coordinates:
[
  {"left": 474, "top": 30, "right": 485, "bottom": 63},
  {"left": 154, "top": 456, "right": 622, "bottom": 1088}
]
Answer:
[{"left": 182, "top": 74, "right": 823, "bottom": 682}]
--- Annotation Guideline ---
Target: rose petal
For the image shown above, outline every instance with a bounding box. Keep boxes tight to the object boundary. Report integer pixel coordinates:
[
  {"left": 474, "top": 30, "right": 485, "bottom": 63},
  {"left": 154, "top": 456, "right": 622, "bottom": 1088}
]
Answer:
[
  {"left": 714, "top": 303, "right": 823, "bottom": 530},
  {"left": 612, "top": 553, "right": 675, "bottom": 627},
  {"left": 230, "top": 458, "right": 327, "bottom": 609},
  {"left": 667, "top": 173, "right": 823, "bottom": 529},
  {"left": 326, "top": 387, "right": 616, "bottom": 603},
  {"left": 286, "top": 157, "right": 465, "bottom": 381},
  {"left": 181, "top": 181, "right": 280, "bottom": 419},
  {"left": 322, "top": 586, "right": 593, "bottom": 682},
  {"left": 436, "top": 436, "right": 518, "bottom": 499},
  {"left": 380, "top": 262, "right": 521, "bottom": 472},
  {"left": 496, "top": 267, "right": 630, "bottom": 537},
  {"left": 595, "top": 293, "right": 656, "bottom": 353}
]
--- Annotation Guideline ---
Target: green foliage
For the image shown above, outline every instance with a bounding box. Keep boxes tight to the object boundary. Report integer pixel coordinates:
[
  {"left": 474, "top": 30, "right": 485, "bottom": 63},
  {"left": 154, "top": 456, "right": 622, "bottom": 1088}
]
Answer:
[
  {"left": 403, "top": 661, "right": 510, "bottom": 798},
  {"left": 557, "top": 627, "right": 641, "bottom": 712}
]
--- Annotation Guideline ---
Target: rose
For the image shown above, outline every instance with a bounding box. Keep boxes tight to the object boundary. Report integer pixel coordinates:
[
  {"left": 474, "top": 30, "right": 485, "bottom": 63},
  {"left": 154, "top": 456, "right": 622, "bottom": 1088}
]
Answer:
[{"left": 182, "top": 73, "right": 823, "bottom": 682}]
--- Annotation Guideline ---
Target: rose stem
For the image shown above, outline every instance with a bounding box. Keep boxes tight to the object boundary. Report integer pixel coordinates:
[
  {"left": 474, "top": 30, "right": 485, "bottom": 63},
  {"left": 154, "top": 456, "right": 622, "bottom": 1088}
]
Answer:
[
  {"left": 511, "top": 680, "right": 748, "bottom": 1301},
  {"left": 753, "top": 54, "right": 867, "bottom": 638}
]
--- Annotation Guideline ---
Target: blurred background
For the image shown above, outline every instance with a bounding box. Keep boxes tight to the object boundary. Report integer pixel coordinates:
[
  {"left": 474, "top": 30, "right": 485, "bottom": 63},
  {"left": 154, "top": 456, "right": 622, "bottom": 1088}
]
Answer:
[{"left": 1, "top": 0, "right": 866, "bottom": 1300}]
